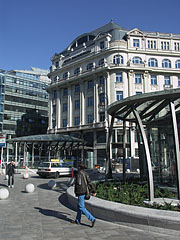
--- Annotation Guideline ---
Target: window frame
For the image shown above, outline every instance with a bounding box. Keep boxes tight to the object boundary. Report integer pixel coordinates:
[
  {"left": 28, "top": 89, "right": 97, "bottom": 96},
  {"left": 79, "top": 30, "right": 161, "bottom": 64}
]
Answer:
[
  {"left": 132, "top": 56, "right": 143, "bottom": 64},
  {"left": 116, "top": 91, "right": 123, "bottom": 101}
]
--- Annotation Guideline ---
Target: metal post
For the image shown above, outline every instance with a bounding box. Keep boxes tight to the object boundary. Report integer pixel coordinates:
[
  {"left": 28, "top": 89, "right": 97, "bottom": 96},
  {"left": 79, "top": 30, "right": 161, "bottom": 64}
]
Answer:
[
  {"left": 105, "top": 116, "right": 114, "bottom": 179},
  {"left": 6, "top": 143, "right": 9, "bottom": 164},
  {"left": 15, "top": 142, "right": 18, "bottom": 165},
  {"left": 169, "top": 100, "right": 180, "bottom": 199},
  {"left": 132, "top": 107, "right": 154, "bottom": 202},
  {"left": 32, "top": 143, "right": 35, "bottom": 166}
]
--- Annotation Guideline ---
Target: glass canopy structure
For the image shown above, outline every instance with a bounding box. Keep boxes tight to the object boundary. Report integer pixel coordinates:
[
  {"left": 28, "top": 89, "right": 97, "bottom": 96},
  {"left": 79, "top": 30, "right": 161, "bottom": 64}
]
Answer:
[
  {"left": 4, "top": 134, "right": 84, "bottom": 167},
  {"left": 107, "top": 88, "right": 180, "bottom": 201}
]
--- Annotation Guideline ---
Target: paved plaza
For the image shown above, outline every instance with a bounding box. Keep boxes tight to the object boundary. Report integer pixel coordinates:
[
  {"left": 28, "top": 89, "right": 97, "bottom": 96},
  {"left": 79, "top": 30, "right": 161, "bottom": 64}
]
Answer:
[{"left": 0, "top": 173, "right": 180, "bottom": 240}]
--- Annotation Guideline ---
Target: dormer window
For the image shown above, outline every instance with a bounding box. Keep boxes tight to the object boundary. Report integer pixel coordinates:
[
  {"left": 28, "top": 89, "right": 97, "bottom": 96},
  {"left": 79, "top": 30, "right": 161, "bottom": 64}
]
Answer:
[
  {"left": 74, "top": 67, "right": 81, "bottom": 75},
  {"left": 63, "top": 72, "right": 69, "bottom": 79},
  {"left": 87, "top": 63, "right": 93, "bottom": 71},
  {"left": 99, "top": 58, "right": 105, "bottom": 66},
  {"left": 100, "top": 41, "right": 105, "bottom": 49},
  {"left": 133, "top": 39, "right": 140, "bottom": 47},
  {"left": 55, "top": 61, "right": 59, "bottom": 68}
]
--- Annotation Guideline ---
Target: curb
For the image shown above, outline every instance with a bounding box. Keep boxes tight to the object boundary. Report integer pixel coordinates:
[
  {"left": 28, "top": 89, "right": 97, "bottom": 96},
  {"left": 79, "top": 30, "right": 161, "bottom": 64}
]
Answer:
[{"left": 67, "top": 186, "right": 180, "bottom": 231}]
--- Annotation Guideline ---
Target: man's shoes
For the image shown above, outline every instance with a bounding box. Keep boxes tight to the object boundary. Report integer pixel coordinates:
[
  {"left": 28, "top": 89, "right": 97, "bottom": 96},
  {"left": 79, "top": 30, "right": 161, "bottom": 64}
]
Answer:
[
  {"left": 71, "top": 220, "right": 79, "bottom": 224},
  {"left": 12, "top": 185, "right": 14, "bottom": 188},
  {"left": 8, "top": 186, "right": 10, "bottom": 188},
  {"left": 91, "top": 219, "right": 96, "bottom": 228}
]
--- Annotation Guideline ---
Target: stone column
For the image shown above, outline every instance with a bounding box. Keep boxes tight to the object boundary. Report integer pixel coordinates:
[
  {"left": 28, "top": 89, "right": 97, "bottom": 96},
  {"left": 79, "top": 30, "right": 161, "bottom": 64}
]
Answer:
[
  {"left": 143, "top": 71, "right": 149, "bottom": 93},
  {"left": 128, "top": 70, "right": 134, "bottom": 97},
  {"left": 68, "top": 86, "right": 72, "bottom": 127},
  {"left": 80, "top": 82, "right": 85, "bottom": 125},
  {"left": 48, "top": 94, "right": 53, "bottom": 130},
  {"left": 57, "top": 89, "right": 61, "bottom": 129}
]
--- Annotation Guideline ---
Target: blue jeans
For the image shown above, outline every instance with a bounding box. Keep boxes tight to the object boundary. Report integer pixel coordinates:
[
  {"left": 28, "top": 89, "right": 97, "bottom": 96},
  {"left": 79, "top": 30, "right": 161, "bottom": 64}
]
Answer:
[{"left": 76, "top": 195, "right": 95, "bottom": 224}]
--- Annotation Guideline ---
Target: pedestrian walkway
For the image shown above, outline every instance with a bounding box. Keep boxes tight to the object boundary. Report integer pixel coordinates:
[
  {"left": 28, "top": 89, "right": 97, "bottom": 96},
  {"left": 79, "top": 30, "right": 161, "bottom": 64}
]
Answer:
[{"left": 0, "top": 174, "right": 180, "bottom": 240}]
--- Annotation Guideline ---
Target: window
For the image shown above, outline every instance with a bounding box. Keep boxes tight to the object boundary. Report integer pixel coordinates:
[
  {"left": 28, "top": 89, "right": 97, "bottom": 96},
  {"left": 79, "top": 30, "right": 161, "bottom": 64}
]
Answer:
[
  {"left": 164, "top": 76, "right": 170, "bottom": 85},
  {"left": 88, "top": 96, "right": 93, "bottom": 107},
  {"left": 174, "top": 42, "right": 180, "bottom": 51},
  {"left": 135, "top": 74, "right": 142, "bottom": 84},
  {"left": 133, "top": 39, "right": 140, "bottom": 47},
  {"left": 88, "top": 114, "right": 94, "bottom": 124},
  {"left": 75, "top": 100, "right": 80, "bottom": 109},
  {"left": 178, "top": 77, "right": 180, "bottom": 86},
  {"left": 99, "top": 76, "right": 105, "bottom": 85},
  {"left": 99, "top": 93, "right": 105, "bottom": 105},
  {"left": 116, "top": 91, "right": 123, "bottom": 101},
  {"left": 63, "top": 119, "right": 67, "bottom": 127},
  {"left": 74, "top": 117, "right": 80, "bottom": 126},
  {"left": 63, "top": 72, "right": 69, "bottom": 79},
  {"left": 75, "top": 84, "right": 80, "bottom": 93},
  {"left": 148, "top": 58, "right": 158, "bottom": 67},
  {"left": 63, "top": 88, "right": 68, "bottom": 96},
  {"left": 161, "top": 41, "right": 170, "bottom": 50},
  {"left": 116, "top": 73, "right": 123, "bottom": 83},
  {"left": 55, "top": 61, "right": 59, "bottom": 68},
  {"left": 136, "top": 92, "right": 142, "bottom": 95},
  {"left": 175, "top": 60, "right": 180, "bottom": 69},
  {"left": 99, "top": 112, "right": 105, "bottom": 122},
  {"left": 87, "top": 63, "right": 93, "bottom": 71},
  {"left": 147, "top": 40, "right": 156, "bottom": 49},
  {"left": 88, "top": 80, "right": 93, "bottom": 89},
  {"left": 132, "top": 57, "right": 142, "bottom": 64},
  {"left": 100, "top": 41, "right": 105, "bottom": 49},
  {"left": 98, "top": 58, "right": 104, "bottom": 66},
  {"left": 53, "top": 90, "right": 57, "bottom": 99},
  {"left": 63, "top": 103, "right": 68, "bottom": 112},
  {"left": 74, "top": 67, "right": 81, "bottom": 75},
  {"left": 151, "top": 75, "right": 157, "bottom": 85},
  {"left": 162, "top": 59, "right": 171, "bottom": 68},
  {"left": 113, "top": 55, "right": 123, "bottom": 65}
]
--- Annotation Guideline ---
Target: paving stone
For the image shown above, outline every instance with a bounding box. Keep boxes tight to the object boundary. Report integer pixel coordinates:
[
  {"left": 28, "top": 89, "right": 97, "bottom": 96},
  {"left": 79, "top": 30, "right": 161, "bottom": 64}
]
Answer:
[{"left": 0, "top": 173, "right": 180, "bottom": 240}]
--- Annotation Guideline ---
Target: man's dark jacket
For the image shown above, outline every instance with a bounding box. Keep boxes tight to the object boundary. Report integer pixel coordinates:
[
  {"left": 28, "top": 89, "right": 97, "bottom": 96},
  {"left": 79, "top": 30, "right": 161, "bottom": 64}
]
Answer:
[
  {"left": 74, "top": 169, "right": 95, "bottom": 196},
  {"left": 6, "top": 163, "right": 15, "bottom": 176}
]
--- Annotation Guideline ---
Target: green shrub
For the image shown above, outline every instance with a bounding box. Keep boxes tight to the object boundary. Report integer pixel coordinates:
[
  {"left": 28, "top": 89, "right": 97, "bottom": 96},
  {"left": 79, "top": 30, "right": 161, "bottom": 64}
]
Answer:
[{"left": 95, "top": 181, "right": 179, "bottom": 211}]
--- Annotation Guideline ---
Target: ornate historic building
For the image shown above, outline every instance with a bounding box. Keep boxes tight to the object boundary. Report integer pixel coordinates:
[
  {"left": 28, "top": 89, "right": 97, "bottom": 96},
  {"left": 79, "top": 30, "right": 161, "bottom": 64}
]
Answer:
[{"left": 47, "top": 21, "right": 180, "bottom": 167}]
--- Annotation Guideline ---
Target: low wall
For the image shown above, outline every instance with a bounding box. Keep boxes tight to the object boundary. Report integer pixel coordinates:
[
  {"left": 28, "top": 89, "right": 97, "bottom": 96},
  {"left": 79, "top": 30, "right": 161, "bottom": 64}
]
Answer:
[{"left": 67, "top": 186, "right": 180, "bottom": 231}]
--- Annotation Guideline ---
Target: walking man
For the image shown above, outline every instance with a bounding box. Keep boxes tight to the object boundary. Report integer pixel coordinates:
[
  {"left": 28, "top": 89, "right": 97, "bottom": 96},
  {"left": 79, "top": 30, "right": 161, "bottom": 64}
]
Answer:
[
  {"left": 7, "top": 161, "right": 15, "bottom": 188},
  {"left": 72, "top": 163, "right": 96, "bottom": 227}
]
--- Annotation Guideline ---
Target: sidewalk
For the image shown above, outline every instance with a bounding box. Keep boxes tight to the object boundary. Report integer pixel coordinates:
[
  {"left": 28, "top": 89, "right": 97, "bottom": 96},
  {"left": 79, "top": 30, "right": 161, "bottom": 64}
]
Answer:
[{"left": 0, "top": 173, "right": 180, "bottom": 240}]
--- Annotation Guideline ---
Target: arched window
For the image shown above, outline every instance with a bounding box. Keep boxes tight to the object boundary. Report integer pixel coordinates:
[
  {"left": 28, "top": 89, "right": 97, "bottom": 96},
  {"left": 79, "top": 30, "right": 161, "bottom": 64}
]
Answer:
[
  {"left": 87, "top": 63, "right": 93, "bottom": 71},
  {"left": 132, "top": 57, "right": 142, "bottom": 64},
  {"left": 148, "top": 58, "right": 158, "bottom": 67},
  {"left": 98, "top": 58, "right": 105, "bottom": 66},
  {"left": 74, "top": 67, "right": 81, "bottom": 75},
  {"left": 162, "top": 59, "right": 171, "bottom": 68},
  {"left": 175, "top": 60, "right": 180, "bottom": 69},
  {"left": 113, "top": 55, "right": 123, "bottom": 64}
]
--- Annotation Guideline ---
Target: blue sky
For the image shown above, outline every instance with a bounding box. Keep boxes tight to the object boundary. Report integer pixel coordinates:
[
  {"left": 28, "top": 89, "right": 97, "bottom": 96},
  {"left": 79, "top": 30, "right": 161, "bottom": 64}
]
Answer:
[{"left": 1, "top": 0, "right": 180, "bottom": 71}]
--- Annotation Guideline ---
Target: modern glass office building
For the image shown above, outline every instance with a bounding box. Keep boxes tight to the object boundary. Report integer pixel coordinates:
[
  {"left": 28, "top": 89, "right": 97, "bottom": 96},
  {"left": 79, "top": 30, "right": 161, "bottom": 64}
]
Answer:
[
  {"left": 1, "top": 67, "right": 50, "bottom": 139},
  {"left": 0, "top": 70, "right": 5, "bottom": 133}
]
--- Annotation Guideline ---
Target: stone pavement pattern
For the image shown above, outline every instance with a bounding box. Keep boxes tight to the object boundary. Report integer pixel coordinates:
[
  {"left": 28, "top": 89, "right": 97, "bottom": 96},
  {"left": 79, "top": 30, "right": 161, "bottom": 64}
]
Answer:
[{"left": 0, "top": 174, "right": 180, "bottom": 240}]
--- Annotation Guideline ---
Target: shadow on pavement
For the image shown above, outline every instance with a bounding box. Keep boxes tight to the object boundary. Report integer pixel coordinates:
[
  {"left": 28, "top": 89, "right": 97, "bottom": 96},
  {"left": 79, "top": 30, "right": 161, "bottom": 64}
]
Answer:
[
  {"left": 34, "top": 207, "right": 72, "bottom": 223},
  {"left": 37, "top": 181, "right": 68, "bottom": 193}
]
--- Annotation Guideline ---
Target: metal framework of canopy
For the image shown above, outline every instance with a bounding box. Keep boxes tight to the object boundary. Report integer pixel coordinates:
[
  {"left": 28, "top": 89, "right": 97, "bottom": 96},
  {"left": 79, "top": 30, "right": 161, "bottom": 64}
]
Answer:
[
  {"left": 5, "top": 134, "right": 84, "bottom": 166},
  {"left": 107, "top": 88, "right": 180, "bottom": 201}
]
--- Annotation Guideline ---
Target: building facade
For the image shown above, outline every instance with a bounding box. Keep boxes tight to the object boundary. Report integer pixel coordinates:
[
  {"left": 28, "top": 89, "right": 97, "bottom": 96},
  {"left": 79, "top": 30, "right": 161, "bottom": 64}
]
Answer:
[
  {"left": 1, "top": 67, "right": 50, "bottom": 139},
  {"left": 47, "top": 21, "right": 180, "bottom": 167}
]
